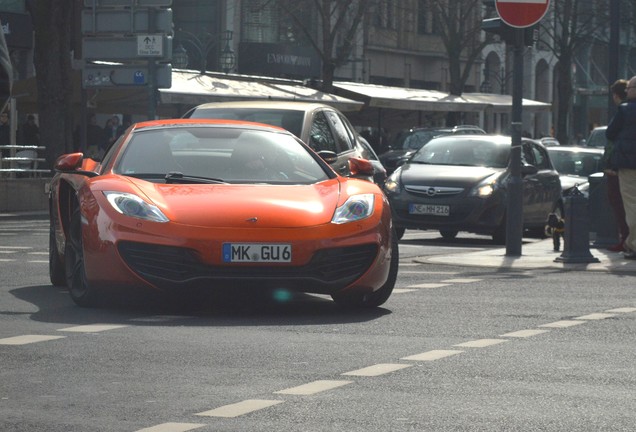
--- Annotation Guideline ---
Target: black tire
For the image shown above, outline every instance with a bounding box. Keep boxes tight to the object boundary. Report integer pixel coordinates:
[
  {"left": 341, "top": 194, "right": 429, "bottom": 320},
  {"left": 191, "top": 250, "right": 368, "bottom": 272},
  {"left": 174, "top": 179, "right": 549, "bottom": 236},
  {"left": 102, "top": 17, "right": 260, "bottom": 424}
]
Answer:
[
  {"left": 439, "top": 229, "right": 458, "bottom": 240},
  {"left": 49, "top": 223, "right": 66, "bottom": 287},
  {"left": 65, "top": 208, "right": 99, "bottom": 307},
  {"left": 332, "top": 229, "right": 399, "bottom": 308},
  {"left": 395, "top": 227, "right": 405, "bottom": 240}
]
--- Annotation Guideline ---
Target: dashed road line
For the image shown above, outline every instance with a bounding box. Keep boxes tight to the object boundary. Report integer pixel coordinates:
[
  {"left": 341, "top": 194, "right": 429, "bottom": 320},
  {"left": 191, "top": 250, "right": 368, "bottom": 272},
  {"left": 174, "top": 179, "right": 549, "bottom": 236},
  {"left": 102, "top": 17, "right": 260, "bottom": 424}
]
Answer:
[
  {"left": 539, "top": 320, "right": 585, "bottom": 328},
  {"left": 196, "top": 399, "right": 284, "bottom": 418},
  {"left": 342, "top": 363, "right": 412, "bottom": 377},
  {"left": 574, "top": 313, "right": 616, "bottom": 320},
  {"left": 274, "top": 380, "right": 352, "bottom": 395},
  {"left": 0, "top": 334, "right": 66, "bottom": 345},
  {"left": 441, "top": 278, "right": 482, "bottom": 283},
  {"left": 407, "top": 283, "right": 450, "bottom": 289},
  {"left": 392, "top": 288, "right": 418, "bottom": 294},
  {"left": 454, "top": 338, "right": 508, "bottom": 348},
  {"left": 606, "top": 307, "right": 636, "bottom": 313},
  {"left": 401, "top": 349, "right": 464, "bottom": 361},
  {"left": 500, "top": 329, "right": 550, "bottom": 338},
  {"left": 135, "top": 422, "right": 206, "bottom": 432},
  {"left": 58, "top": 324, "right": 128, "bottom": 333}
]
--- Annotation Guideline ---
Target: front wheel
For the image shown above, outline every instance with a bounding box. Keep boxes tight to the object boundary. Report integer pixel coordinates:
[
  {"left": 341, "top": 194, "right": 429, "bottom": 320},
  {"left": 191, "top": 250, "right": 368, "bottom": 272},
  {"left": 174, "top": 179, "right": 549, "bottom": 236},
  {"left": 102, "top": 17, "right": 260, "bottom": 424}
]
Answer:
[
  {"left": 65, "top": 208, "right": 99, "bottom": 307},
  {"left": 49, "top": 222, "right": 66, "bottom": 287},
  {"left": 332, "top": 229, "right": 399, "bottom": 308}
]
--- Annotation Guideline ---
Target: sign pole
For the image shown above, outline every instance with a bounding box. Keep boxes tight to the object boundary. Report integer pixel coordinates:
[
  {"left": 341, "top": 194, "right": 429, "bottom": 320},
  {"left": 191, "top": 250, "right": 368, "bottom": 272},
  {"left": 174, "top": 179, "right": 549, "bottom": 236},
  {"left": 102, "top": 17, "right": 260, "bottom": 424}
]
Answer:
[
  {"left": 505, "top": 28, "right": 524, "bottom": 256},
  {"left": 148, "top": 8, "right": 157, "bottom": 120}
]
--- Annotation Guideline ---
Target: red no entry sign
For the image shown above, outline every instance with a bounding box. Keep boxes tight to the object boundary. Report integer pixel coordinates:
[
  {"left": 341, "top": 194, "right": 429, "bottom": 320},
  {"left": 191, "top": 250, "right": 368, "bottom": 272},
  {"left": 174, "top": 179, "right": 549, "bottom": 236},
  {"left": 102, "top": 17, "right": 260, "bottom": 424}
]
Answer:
[{"left": 495, "top": 0, "right": 550, "bottom": 28}]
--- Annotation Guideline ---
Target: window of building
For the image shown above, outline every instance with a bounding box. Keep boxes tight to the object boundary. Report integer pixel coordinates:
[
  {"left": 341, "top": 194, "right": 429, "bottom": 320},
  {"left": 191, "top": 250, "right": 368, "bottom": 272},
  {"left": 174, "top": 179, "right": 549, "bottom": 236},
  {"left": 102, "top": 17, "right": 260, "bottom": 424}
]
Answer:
[{"left": 417, "top": 0, "right": 430, "bottom": 34}]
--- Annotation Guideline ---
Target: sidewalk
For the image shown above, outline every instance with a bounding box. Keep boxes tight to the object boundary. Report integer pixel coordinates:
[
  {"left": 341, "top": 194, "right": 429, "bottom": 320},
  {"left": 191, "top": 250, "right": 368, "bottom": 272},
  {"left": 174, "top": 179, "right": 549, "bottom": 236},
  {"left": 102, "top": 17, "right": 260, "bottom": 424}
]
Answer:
[{"left": 414, "top": 238, "right": 636, "bottom": 273}]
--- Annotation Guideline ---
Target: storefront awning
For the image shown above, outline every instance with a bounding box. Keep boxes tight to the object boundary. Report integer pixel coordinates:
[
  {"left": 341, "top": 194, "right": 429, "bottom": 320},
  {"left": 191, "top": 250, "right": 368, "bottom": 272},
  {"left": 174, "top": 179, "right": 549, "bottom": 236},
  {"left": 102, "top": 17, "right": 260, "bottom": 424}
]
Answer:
[
  {"left": 333, "top": 81, "right": 551, "bottom": 113},
  {"left": 159, "top": 71, "right": 364, "bottom": 112}
]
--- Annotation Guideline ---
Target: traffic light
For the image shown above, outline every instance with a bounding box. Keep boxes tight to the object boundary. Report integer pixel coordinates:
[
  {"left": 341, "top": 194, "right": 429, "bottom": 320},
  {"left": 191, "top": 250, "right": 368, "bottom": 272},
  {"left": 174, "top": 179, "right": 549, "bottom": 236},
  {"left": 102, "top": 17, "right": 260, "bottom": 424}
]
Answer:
[{"left": 481, "top": 17, "right": 538, "bottom": 47}]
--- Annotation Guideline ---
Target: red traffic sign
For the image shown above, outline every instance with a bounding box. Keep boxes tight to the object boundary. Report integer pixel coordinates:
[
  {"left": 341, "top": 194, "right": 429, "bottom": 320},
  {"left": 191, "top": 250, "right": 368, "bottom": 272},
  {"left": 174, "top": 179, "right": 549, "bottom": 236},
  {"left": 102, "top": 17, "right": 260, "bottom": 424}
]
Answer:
[{"left": 495, "top": 0, "right": 550, "bottom": 28}]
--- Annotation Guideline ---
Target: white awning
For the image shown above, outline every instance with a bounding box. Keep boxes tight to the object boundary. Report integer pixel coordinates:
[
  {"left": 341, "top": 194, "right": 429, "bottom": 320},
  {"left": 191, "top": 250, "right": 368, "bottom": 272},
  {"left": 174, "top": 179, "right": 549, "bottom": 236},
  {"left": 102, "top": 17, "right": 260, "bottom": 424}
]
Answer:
[
  {"left": 159, "top": 70, "right": 364, "bottom": 112},
  {"left": 333, "top": 81, "right": 551, "bottom": 113}
]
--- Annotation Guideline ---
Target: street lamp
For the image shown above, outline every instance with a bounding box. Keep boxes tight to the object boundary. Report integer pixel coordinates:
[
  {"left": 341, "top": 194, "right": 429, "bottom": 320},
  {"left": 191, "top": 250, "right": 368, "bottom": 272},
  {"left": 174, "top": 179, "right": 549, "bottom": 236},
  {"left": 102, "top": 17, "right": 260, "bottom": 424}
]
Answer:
[{"left": 173, "top": 29, "right": 235, "bottom": 74}]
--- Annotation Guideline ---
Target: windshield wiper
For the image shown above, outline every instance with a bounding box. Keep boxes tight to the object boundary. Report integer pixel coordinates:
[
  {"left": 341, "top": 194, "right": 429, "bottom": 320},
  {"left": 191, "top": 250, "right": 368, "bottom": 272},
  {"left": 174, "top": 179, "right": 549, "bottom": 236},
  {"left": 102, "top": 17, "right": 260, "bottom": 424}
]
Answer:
[{"left": 165, "top": 172, "right": 227, "bottom": 184}]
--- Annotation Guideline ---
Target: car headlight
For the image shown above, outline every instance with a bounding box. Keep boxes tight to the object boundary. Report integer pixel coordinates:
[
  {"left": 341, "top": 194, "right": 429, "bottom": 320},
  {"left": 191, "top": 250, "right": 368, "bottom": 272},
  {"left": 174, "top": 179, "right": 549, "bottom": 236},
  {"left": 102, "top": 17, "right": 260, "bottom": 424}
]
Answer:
[
  {"left": 103, "top": 191, "right": 169, "bottom": 222},
  {"left": 470, "top": 173, "right": 501, "bottom": 198},
  {"left": 332, "top": 194, "right": 375, "bottom": 224},
  {"left": 384, "top": 170, "right": 401, "bottom": 193}
]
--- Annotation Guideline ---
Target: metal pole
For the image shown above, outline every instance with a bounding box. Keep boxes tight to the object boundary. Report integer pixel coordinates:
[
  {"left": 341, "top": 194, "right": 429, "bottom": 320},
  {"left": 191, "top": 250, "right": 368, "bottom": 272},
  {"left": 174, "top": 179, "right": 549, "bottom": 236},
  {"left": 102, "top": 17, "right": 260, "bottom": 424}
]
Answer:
[
  {"left": 148, "top": 8, "right": 157, "bottom": 120},
  {"left": 505, "top": 28, "right": 524, "bottom": 256}
]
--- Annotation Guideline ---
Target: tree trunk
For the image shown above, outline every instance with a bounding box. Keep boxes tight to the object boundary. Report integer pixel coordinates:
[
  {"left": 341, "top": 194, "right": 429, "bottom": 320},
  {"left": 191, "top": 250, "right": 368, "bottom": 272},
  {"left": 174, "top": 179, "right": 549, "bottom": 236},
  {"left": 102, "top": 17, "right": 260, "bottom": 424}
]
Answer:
[{"left": 27, "top": 0, "right": 74, "bottom": 167}]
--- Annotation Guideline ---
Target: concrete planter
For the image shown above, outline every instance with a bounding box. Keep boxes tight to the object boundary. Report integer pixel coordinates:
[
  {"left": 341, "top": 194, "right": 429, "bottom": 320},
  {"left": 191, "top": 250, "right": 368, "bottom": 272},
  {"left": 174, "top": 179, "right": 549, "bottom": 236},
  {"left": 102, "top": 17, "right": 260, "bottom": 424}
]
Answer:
[{"left": 0, "top": 178, "right": 50, "bottom": 213}]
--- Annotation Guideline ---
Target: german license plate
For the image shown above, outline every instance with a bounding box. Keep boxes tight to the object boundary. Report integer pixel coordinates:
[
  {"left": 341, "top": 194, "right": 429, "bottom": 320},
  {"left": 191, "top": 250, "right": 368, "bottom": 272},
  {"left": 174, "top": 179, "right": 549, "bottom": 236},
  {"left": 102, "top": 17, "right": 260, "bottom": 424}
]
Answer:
[
  {"left": 222, "top": 243, "right": 292, "bottom": 263},
  {"left": 409, "top": 203, "right": 450, "bottom": 216}
]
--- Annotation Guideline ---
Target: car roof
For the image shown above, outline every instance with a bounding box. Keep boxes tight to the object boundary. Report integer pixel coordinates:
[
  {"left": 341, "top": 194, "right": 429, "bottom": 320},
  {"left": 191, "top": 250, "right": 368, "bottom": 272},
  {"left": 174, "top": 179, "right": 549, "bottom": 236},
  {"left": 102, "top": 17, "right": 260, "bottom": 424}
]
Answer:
[
  {"left": 131, "top": 118, "right": 288, "bottom": 133},
  {"left": 428, "top": 134, "right": 519, "bottom": 146},
  {"left": 546, "top": 146, "right": 603, "bottom": 153}
]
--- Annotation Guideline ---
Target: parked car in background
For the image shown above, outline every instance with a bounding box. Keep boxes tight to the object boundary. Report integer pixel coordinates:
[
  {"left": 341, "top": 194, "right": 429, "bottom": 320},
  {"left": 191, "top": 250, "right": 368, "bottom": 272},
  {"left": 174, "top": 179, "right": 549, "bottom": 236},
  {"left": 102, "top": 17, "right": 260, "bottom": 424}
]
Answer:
[
  {"left": 539, "top": 137, "right": 561, "bottom": 147},
  {"left": 358, "top": 135, "right": 387, "bottom": 185},
  {"left": 384, "top": 135, "right": 562, "bottom": 243},
  {"left": 182, "top": 101, "right": 384, "bottom": 185},
  {"left": 378, "top": 125, "right": 486, "bottom": 175},
  {"left": 586, "top": 126, "right": 608, "bottom": 148},
  {"left": 546, "top": 146, "right": 604, "bottom": 198},
  {"left": 49, "top": 119, "right": 398, "bottom": 308}
]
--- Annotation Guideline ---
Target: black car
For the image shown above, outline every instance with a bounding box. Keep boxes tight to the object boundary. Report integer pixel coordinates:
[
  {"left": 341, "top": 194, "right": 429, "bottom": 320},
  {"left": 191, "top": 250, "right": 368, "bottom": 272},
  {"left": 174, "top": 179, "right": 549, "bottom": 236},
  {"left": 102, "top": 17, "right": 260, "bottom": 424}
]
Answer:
[
  {"left": 182, "top": 101, "right": 384, "bottom": 185},
  {"left": 384, "top": 135, "right": 562, "bottom": 243},
  {"left": 546, "top": 145, "right": 604, "bottom": 197},
  {"left": 379, "top": 125, "right": 486, "bottom": 175}
]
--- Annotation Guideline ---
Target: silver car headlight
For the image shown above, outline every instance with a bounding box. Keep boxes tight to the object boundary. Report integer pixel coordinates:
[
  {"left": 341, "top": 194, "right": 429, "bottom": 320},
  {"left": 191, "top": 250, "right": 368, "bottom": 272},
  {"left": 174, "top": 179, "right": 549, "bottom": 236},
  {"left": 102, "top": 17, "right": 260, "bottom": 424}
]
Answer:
[
  {"left": 104, "top": 191, "right": 169, "bottom": 222},
  {"left": 470, "top": 173, "right": 501, "bottom": 198},
  {"left": 332, "top": 194, "right": 375, "bottom": 224},
  {"left": 384, "top": 170, "right": 402, "bottom": 193}
]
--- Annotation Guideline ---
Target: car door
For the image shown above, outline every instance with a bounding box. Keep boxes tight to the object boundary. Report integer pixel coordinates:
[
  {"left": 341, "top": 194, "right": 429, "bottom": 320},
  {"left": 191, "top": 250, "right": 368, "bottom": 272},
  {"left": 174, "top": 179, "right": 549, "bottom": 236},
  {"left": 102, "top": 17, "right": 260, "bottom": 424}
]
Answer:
[{"left": 529, "top": 141, "right": 561, "bottom": 219}]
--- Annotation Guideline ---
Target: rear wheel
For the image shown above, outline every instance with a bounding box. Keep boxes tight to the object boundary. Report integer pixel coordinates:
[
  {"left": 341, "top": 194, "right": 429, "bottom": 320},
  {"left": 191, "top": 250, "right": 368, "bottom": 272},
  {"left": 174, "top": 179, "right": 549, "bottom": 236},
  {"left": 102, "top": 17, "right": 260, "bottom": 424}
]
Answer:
[
  {"left": 49, "top": 223, "right": 66, "bottom": 287},
  {"left": 65, "top": 208, "right": 99, "bottom": 307},
  {"left": 439, "top": 229, "right": 458, "bottom": 240},
  {"left": 332, "top": 229, "right": 399, "bottom": 308}
]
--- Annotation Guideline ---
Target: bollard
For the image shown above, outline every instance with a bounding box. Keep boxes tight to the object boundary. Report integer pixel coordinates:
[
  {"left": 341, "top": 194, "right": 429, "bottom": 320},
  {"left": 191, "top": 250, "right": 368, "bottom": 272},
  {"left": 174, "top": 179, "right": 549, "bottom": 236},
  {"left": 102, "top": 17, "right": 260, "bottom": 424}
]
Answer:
[
  {"left": 555, "top": 185, "right": 599, "bottom": 263},
  {"left": 588, "top": 173, "right": 618, "bottom": 247}
]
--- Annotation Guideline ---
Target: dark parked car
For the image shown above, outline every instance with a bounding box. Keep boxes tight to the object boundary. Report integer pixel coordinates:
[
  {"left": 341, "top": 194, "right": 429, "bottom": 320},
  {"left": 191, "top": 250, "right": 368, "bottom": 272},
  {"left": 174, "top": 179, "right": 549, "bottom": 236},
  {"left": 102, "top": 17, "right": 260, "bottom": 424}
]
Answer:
[
  {"left": 183, "top": 101, "right": 384, "bottom": 185},
  {"left": 546, "top": 145, "right": 604, "bottom": 197},
  {"left": 384, "top": 134, "right": 562, "bottom": 243},
  {"left": 379, "top": 125, "right": 486, "bottom": 175}
]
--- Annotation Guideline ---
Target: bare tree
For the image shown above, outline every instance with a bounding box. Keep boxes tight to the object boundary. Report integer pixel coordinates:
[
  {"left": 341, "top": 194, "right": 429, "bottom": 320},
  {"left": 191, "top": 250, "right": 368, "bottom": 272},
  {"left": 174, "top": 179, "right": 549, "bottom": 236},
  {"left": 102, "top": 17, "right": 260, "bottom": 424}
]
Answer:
[
  {"left": 429, "top": 0, "right": 491, "bottom": 125},
  {"left": 539, "top": 0, "right": 609, "bottom": 144},
  {"left": 26, "top": 0, "right": 75, "bottom": 166},
  {"left": 275, "top": 0, "right": 376, "bottom": 92}
]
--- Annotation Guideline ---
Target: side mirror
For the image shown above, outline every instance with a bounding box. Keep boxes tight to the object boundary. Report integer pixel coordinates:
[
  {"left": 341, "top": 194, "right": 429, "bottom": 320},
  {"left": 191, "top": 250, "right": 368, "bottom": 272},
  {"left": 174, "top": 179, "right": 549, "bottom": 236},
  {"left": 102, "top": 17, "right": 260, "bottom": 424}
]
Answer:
[
  {"left": 54, "top": 153, "right": 84, "bottom": 171},
  {"left": 348, "top": 157, "right": 375, "bottom": 177},
  {"left": 316, "top": 150, "right": 338, "bottom": 164},
  {"left": 521, "top": 163, "right": 538, "bottom": 176}
]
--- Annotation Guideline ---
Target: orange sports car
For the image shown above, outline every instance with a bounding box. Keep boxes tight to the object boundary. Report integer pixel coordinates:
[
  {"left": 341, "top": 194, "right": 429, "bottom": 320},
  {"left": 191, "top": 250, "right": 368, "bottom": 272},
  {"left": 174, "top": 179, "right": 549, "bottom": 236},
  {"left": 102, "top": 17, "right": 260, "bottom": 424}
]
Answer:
[{"left": 49, "top": 119, "right": 398, "bottom": 308}]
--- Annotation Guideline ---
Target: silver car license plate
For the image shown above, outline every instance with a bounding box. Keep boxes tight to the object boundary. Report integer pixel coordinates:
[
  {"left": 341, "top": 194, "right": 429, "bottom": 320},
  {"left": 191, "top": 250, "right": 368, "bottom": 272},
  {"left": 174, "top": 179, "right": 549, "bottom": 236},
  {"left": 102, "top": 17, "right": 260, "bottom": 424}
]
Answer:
[
  {"left": 409, "top": 203, "right": 450, "bottom": 216},
  {"left": 222, "top": 243, "right": 292, "bottom": 263}
]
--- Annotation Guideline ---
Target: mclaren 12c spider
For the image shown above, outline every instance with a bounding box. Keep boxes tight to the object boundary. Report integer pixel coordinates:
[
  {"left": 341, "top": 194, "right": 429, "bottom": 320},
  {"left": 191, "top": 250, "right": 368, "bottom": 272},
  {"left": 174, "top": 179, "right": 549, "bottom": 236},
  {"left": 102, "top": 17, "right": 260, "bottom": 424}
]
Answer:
[{"left": 49, "top": 119, "right": 398, "bottom": 308}]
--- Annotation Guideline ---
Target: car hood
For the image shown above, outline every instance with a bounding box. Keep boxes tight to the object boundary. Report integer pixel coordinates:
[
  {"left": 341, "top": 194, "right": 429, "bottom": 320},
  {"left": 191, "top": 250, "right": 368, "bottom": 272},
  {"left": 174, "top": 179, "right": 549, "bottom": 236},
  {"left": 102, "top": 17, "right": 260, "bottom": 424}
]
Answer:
[
  {"left": 559, "top": 174, "right": 588, "bottom": 192},
  {"left": 129, "top": 178, "right": 342, "bottom": 228},
  {"left": 379, "top": 149, "right": 415, "bottom": 162},
  {"left": 399, "top": 163, "right": 502, "bottom": 186}
]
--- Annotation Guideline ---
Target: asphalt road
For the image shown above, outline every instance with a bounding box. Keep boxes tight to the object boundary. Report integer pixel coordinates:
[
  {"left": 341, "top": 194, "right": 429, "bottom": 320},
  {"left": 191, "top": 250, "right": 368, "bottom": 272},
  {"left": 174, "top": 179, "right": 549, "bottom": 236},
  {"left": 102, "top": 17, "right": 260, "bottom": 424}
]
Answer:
[{"left": 1, "top": 217, "right": 635, "bottom": 431}]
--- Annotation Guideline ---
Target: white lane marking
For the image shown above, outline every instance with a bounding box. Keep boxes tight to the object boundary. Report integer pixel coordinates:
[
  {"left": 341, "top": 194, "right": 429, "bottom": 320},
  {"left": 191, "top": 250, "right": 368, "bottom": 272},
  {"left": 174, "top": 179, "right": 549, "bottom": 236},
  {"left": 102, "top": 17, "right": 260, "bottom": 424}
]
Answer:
[
  {"left": 274, "top": 380, "right": 352, "bottom": 395},
  {"left": 500, "top": 329, "right": 550, "bottom": 338},
  {"left": 58, "top": 324, "right": 128, "bottom": 333},
  {"left": 392, "top": 288, "right": 418, "bottom": 294},
  {"left": 408, "top": 283, "right": 450, "bottom": 289},
  {"left": 399, "top": 271, "right": 458, "bottom": 274},
  {"left": 574, "top": 313, "right": 616, "bottom": 320},
  {"left": 196, "top": 399, "right": 283, "bottom": 418},
  {"left": 0, "top": 335, "right": 66, "bottom": 345},
  {"left": 539, "top": 320, "right": 585, "bottom": 328},
  {"left": 441, "top": 278, "right": 482, "bottom": 283},
  {"left": 135, "top": 422, "right": 206, "bottom": 432},
  {"left": 0, "top": 246, "right": 31, "bottom": 249},
  {"left": 454, "top": 338, "right": 508, "bottom": 348},
  {"left": 605, "top": 307, "right": 636, "bottom": 313},
  {"left": 398, "top": 263, "right": 421, "bottom": 267},
  {"left": 0, "top": 259, "right": 16, "bottom": 262},
  {"left": 28, "top": 260, "right": 48, "bottom": 263},
  {"left": 401, "top": 349, "right": 463, "bottom": 361},
  {"left": 27, "top": 252, "right": 49, "bottom": 255},
  {"left": 0, "top": 251, "right": 17, "bottom": 254},
  {"left": 135, "top": 423, "right": 205, "bottom": 432},
  {"left": 342, "top": 363, "right": 412, "bottom": 377},
  {"left": 129, "top": 316, "right": 193, "bottom": 323}
]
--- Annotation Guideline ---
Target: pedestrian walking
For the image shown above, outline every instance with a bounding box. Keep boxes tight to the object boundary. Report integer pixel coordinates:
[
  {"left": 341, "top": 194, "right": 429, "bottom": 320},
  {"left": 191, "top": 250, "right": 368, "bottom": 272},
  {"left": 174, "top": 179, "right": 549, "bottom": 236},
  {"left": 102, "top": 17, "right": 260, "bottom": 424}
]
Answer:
[
  {"left": 603, "top": 79, "right": 629, "bottom": 252},
  {"left": 606, "top": 75, "right": 636, "bottom": 259}
]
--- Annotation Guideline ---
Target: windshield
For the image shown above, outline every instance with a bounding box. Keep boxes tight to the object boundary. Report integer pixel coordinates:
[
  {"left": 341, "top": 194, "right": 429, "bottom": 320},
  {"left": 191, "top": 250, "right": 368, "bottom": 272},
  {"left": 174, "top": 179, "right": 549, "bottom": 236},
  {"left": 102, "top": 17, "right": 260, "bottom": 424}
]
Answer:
[
  {"left": 410, "top": 137, "right": 509, "bottom": 168},
  {"left": 393, "top": 130, "right": 440, "bottom": 151},
  {"left": 115, "top": 126, "right": 330, "bottom": 184},
  {"left": 548, "top": 150, "right": 603, "bottom": 177}
]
